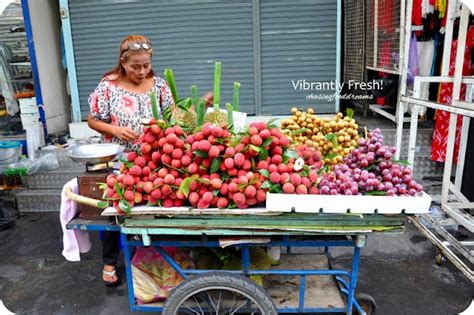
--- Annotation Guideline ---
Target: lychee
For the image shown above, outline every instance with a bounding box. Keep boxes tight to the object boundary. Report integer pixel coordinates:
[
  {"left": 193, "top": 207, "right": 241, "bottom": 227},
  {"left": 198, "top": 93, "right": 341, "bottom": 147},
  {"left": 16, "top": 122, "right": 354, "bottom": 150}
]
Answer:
[
  {"left": 135, "top": 156, "right": 146, "bottom": 168},
  {"left": 217, "top": 197, "right": 229, "bottom": 209},
  {"left": 282, "top": 183, "right": 295, "bottom": 194},
  {"left": 164, "top": 174, "right": 175, "bottom": 185},
  {"left": 251, "top": 135, "right": 263, "bottom": 146},
  {"left": 208, "top": 146, "right": 220, "bottom": 159},
  {"left": 124, "top": 190, "right": 134, "bottom": 202},
  {"left": 172, "top": 149, "right": 183, "bottom": 159},
  {"left": 244, "top": 185, "right": 256, "bottom": 198},
  {"left": 270, "top": 172, "right": 281, "bottom": 184},
  {"left": 127, "top": 151, "right": 138, "bottom": 162}
]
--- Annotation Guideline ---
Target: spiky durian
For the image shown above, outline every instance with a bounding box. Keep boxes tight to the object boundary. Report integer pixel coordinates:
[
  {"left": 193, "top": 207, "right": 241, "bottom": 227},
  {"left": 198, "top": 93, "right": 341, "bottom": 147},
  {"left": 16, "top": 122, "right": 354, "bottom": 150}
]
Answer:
[
  {"left": 196, "top": 254, "right": 223, "bottom": 270},
  {"left": 204, "top": 109, "right": 228, "bottom": 126},
  {"left": 172, "top": 108, "right": 198, "bottom": 129}
]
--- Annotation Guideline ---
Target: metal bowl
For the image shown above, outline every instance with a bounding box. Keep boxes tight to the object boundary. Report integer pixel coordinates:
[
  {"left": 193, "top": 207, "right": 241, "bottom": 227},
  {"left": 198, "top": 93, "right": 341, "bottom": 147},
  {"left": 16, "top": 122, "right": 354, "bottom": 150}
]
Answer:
[{"left": 67, "top": 143, "right": 125, "bottom": 165}]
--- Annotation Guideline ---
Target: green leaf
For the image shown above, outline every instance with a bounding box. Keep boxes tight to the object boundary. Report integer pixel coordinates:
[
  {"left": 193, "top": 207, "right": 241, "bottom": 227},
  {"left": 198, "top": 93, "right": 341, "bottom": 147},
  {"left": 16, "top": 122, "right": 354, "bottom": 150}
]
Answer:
[
  {"left": 212, "top": 189, "right": 220, "bottom": 197},
  {"left": 194, "top": 150, "right": 208, "bottom": 157},
  {"left": 262, "top": 137, "right": 273, "bottom": 146},
  {"left": 393, "top": 159, "right": 410, "bottom": 166},
  {"left": 177, "top": 98, "right": 193, "bottom": 111},
  {"left": 97, "top": 201, "right": 109, "bottom": 208},
  {"left": 259, "top": 169, "right": 270, "bottom": 178},
  {"left": 346, "top": 107, "right": 355, "bottom": 119},
  {"left": 325, "top": 134, "right": 335, "bottom": 141},
  {"left": 258, "top": 148, "right": 269, "bottom": 161},
  {"left": 284, "top": 149, "right": 298, "bottom": 159},
  {"left": 210, "top": 158, "right": 221, "bottom": 173},
  {"left": 301, "top": 165, "right": 310, "bottom": 177},
  {"left": 250, "top": 145, "right": 261, "bottom": 153},
  {"left": 269, "top": 185, "right": 283, "bottom": 193},
  {"left": 290, "top": 128, "right": 308, "bottom": 136},
  {"left": 114, "top": 182, "right": 124, "bottom": 198},
  {"left": 199, "top": 165, "right": 207, "bottom": 171},
  {"left": 325, "top": 153, "right": 338, "bottom": 159},
  {"left": 364, "top": 190, "right": 386, "bottom": 196},
  {"left": 251, "top": 158, "right": 256, "bottom": 170},
  {"left": 266, "top": 117, "right": 278, "bottom": 126},
  {"left": 261, "top": 180, "right": 272, "bottom": 189},
  {"left": 178, "top": 176, "right": 194, "bottom": 198},
  {"left": 119, "top": 199, "right": 131, "bottom": 213},
  {"left": 267, "top": 124, "right": 278, "bottom": 129},
  {"left": 98, "top": 183, "right": 108, "bottom": 190}
]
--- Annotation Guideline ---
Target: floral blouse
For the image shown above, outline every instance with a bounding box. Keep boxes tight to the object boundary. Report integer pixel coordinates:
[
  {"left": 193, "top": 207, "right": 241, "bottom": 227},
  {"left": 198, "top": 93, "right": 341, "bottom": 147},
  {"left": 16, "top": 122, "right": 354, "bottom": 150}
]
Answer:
[{"left": 88, "top": 76, "right": 174, "bottom": 151}]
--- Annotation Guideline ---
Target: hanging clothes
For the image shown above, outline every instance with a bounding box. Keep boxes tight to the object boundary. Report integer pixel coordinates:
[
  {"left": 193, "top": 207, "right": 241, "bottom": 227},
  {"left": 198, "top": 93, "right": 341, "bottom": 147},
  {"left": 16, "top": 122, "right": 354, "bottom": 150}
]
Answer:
[
  {"left": 413, "top": 0, "right": 423, "bottom": 27},
  {"left": 431, "top": 39, "right": 473, "bottom": 162}
]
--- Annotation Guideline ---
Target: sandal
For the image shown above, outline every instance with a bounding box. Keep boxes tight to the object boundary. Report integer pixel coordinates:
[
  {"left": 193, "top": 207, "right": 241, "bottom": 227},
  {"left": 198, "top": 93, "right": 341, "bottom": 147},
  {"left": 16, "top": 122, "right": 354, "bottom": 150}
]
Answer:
[{"left": 103, "top": 266, "right": 120, "bottom": 287}]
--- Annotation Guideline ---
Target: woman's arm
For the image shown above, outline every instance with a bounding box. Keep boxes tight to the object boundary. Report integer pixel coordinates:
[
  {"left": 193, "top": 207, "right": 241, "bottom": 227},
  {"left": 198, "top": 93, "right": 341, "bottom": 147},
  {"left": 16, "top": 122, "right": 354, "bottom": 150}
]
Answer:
[{"left": 87, "top": 113, "right": 138, "bottom": 142}]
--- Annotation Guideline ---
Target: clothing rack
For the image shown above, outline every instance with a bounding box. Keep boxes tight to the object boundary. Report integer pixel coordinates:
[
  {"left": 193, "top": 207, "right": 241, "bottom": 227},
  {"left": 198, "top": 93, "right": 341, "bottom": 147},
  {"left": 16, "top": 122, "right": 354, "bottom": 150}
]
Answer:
[{"left": 396, "top": 0, "right": 474, "bottom": 282}]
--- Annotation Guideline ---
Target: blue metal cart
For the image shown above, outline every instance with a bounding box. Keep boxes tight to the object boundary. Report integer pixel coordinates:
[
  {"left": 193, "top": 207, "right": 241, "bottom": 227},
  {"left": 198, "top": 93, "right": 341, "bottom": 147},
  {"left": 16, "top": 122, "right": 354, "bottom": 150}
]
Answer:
[{"left": 69, "top": 213, "right": 405, "bottom": 314}]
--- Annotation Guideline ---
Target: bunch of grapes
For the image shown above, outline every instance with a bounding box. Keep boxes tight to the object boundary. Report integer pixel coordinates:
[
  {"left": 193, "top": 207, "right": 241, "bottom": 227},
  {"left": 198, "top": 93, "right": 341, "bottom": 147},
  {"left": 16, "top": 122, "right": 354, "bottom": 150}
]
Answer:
[{"left": 319, "top": 128, "right": 423, "bottom": 196}]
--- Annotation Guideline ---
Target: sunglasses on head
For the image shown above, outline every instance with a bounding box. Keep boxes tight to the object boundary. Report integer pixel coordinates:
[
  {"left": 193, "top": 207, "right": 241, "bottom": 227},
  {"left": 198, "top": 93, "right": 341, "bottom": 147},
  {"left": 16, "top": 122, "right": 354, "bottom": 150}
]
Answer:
[{"left": 123, "top": 42, "right": 152, "bottom": 52}]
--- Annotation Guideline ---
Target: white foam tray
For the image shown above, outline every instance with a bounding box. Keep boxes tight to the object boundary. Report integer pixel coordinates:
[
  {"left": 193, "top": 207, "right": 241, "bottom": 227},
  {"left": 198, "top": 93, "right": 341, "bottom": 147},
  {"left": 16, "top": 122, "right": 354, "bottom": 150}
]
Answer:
[{"left": 265, "top": 192, "right": 432, "bottom": 214}]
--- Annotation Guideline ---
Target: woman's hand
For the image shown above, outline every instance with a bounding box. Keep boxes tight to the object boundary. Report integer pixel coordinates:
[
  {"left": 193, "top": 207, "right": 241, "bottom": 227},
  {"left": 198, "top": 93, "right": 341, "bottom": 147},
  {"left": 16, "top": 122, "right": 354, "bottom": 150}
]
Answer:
[{"left": 113, "top": 126, "right": 139, "bottom": 142}]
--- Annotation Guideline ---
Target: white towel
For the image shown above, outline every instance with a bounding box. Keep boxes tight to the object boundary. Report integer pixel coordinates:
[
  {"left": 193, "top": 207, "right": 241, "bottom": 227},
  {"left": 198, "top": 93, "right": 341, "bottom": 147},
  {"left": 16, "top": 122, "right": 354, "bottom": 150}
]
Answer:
[{"left": 60, "top": 178, "right": 92, "bottom": 261}]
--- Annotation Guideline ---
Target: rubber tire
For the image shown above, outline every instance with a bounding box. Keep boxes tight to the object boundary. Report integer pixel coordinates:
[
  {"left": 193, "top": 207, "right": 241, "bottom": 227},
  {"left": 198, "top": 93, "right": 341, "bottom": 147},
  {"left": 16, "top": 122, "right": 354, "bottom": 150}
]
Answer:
[
  {"left": 162, "top": 272, "right": 278, "bottom": 315},
  {"left": 354, "top": 293, "right": 377, "bottom": 315}
]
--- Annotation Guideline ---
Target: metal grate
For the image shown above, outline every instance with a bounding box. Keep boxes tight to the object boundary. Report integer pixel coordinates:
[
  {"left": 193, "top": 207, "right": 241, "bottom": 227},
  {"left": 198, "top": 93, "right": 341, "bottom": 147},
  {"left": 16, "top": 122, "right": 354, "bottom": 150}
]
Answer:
[
  {"left": 344, "top": 0, "right": 365, "bottom": 82},
  {"left": 366, "top": 0, "right": 401, "bottom": 73}
]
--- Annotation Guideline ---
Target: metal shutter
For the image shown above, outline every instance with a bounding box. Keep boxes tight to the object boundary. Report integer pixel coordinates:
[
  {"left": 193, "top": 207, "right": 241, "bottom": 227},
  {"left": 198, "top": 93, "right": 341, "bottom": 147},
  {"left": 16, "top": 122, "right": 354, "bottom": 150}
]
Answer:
[
  {"left": 68, "top": 0, "right": 255, "bottom": 119},
  {"left": 260, "top": 0, "right": 339, "bottom": 115}
]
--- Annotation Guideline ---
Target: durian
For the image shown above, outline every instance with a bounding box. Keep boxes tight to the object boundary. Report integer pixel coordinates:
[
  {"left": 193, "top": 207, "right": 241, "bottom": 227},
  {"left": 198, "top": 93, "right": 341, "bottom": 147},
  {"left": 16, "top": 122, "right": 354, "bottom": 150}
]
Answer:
[
  {"left": 220, "top": 247, "right": 272, "bottom": 286},
  {"left": 204, "top": 109, "right": 228, "bottom": 127},
  {"left": 172, "top": 108, "right": 197, "bottom": 129},
  {"left": 196, "top": 254, "right": 223, "bottom": 270}
]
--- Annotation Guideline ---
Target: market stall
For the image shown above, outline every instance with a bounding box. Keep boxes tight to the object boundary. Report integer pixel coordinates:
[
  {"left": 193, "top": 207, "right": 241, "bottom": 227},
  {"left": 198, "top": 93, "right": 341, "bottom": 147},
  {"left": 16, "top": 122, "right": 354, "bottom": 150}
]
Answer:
[{"left": 65, "top": 63, "right": 430, "bottom": 314}]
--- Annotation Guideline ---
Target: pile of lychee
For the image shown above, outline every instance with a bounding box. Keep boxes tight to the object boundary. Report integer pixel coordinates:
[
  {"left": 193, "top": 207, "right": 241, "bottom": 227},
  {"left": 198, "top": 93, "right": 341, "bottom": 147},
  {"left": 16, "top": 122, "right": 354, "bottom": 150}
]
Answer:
[{"left": 102, "top": 119, "right": 323, "bottom": 213}]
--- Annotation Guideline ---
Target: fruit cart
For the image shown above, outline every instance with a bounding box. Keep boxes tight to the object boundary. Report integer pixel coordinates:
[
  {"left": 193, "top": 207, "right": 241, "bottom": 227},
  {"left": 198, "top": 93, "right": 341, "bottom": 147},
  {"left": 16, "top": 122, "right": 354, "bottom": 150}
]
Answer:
[
  {"left": 67, "top": 204, "right": 417, "bottom": 315},
  {"left": 63, "top": 62, "right": 432, "bottom": 314}
]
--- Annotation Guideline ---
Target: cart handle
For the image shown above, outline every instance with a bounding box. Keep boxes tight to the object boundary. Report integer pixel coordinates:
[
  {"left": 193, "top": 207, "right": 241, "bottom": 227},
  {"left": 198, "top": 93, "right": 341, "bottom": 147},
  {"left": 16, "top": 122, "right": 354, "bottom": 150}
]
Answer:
[{"left": 65, "top": 186, "right": 109, "bottom": 209}]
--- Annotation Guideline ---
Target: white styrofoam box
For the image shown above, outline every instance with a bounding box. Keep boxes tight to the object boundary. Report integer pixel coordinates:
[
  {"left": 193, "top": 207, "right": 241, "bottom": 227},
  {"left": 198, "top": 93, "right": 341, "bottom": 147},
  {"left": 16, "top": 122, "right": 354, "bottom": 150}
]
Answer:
[
  {"left": 19, "top": 97, "right": 38, "bottom": 114},
  {"left": 20, "top": 113, "right": 40, "bottom": 130},
  {"left": 266, "top": 192, "right": 432, "bottom": 214},
  {"left": 205, "top": 108, "right": 247, "bottom": 132},
  {"left": 69, "top": 122, "right": 101, "bottom": 139}
]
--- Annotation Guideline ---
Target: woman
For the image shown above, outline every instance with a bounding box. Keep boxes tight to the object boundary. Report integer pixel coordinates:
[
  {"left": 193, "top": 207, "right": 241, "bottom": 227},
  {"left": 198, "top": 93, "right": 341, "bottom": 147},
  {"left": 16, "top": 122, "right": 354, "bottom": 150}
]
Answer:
[{"left": 87, "top": 35, "right": 174, "bottom": 286}]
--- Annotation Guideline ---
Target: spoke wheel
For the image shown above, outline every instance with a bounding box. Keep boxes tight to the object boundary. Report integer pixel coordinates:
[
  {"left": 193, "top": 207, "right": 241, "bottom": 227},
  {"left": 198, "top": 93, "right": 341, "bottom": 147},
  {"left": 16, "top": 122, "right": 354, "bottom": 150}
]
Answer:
[
  {"left": 354, "top": 293, "right": 377, "bottom": 315},
  {"left": 162, "top": 272, "right": 277, "bottom": 315}
]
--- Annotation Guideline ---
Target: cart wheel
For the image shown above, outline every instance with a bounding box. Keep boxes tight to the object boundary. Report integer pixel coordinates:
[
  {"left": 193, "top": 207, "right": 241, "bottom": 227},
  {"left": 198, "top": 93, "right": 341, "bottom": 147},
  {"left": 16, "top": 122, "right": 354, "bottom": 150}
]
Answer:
[
  {"left": 162, "top": 272, "right": 277, "bottom": 315},
  {"left": 435, "top": 251, "right": 446, "bottom": 266},
  {"left": 354, "top": 293, "right": 376, "bottom": 315}
]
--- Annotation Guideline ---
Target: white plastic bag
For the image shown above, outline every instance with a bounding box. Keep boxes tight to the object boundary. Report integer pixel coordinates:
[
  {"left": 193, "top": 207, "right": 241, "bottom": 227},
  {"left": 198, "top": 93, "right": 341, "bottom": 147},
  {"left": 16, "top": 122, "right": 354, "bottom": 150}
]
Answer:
[{"left": 27, "top": 152, "right": 59, "bottom": 174}]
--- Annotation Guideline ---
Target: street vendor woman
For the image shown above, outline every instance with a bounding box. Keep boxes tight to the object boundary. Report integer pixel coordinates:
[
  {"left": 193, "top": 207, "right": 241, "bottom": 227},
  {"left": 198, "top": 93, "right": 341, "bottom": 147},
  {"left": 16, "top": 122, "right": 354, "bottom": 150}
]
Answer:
[{"left": 87, "top": 35, "right": 174, "bottom": 286}]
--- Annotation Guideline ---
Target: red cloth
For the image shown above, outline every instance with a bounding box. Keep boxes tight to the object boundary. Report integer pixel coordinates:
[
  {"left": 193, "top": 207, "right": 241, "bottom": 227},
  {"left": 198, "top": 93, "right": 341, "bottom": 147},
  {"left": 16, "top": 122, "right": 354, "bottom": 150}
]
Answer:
[
  {"left": 412, "top": 0, "right": 423, "bottom": 26},
  {"left": 431, "top": 39, "right": 473, "bottom": 162}
]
